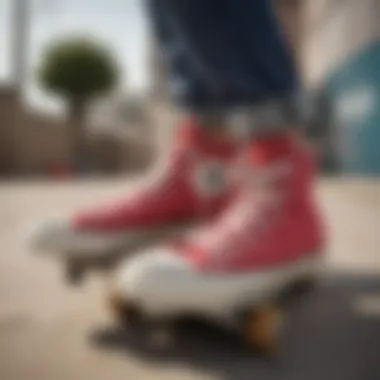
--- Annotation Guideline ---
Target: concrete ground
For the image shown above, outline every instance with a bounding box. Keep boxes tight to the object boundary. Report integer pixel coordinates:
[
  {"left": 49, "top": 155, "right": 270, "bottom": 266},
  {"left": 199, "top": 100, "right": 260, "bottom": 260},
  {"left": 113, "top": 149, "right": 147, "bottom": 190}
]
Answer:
[{"left": 0, "top": 177, "right": 380, "bottom": 380}]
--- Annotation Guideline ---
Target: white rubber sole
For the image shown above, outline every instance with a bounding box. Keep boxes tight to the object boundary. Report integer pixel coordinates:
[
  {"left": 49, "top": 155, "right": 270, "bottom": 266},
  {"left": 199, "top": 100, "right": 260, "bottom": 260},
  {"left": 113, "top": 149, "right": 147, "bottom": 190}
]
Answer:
[
  {"left": 115, "top": 250, "right": 323, "bottom": 324},
  {"left": 28, "top": 221, "right": 194, "bottom": 260}
]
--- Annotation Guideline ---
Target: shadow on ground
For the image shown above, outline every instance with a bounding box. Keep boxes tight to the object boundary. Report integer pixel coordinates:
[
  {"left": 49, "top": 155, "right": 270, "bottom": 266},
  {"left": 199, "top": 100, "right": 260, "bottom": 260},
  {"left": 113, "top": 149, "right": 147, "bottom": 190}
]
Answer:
[{"left": 91, "top": 273, "right": 380, "bottom": 380}]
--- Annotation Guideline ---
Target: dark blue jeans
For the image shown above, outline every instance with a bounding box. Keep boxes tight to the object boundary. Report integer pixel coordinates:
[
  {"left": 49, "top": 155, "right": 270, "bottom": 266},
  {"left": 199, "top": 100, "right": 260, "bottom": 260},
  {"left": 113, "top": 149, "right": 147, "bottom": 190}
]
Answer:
[{"left": 146, "top": 0, "right": 299, "bottom": 113}]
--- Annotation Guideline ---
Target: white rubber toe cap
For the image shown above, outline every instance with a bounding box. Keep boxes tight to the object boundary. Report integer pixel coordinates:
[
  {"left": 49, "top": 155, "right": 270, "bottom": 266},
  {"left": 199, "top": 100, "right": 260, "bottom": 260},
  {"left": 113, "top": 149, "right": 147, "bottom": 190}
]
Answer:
[
  {"left": 27, "top": 217, "right": 72, "bottom": 252},
  {"left": 27, "top": 217, "right": 123, "bottom": 255},
  {"left": 115, "top": 247, "right": 196, "bottom": 316}
]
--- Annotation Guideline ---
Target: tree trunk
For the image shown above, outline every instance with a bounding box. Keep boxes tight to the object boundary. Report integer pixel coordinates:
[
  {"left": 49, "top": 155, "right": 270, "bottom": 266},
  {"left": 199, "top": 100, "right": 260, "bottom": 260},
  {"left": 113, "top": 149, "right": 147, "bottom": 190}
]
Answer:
[{"left": 68, "top": 99, "right": 88, "bottom": 173}]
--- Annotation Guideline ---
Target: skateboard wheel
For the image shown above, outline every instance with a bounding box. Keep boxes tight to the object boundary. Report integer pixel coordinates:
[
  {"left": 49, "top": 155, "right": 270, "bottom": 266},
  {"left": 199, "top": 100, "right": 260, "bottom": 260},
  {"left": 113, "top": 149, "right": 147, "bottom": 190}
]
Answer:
[
  {"left": 65, "top": 262, "right": 84, "bottom": 285},
  {"left": 244, "top": 305, "right": 284, "bottom": 354},
  {"left": 107, "top": 290, "right": 142, "bottom": 328},
  {"left": 277, "top": 276, "right": 317, "bottom": 307}
]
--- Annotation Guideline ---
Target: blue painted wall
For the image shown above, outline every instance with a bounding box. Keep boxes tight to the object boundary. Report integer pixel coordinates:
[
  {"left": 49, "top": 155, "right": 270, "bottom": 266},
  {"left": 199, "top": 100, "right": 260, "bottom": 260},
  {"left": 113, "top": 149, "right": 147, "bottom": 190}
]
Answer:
[{"left": 325, "top": 40, "right": 380, "bottom": 175}]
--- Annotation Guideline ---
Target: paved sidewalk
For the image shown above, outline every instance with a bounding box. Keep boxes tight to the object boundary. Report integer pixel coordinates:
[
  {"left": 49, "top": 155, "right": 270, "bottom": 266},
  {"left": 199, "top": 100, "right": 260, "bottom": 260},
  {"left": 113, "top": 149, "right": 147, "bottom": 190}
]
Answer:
[{"left": 0, "top": 178, "right": 379, "bottom": 380}]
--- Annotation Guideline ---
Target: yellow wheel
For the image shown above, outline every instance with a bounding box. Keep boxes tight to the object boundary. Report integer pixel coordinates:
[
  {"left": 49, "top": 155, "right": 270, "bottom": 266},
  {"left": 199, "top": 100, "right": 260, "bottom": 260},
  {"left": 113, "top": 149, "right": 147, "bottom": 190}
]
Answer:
[
  {"left": 244, "top": 304, "right": 284, "bottom": 354},
  {"left": 106, "top": 286, "right": 140, "bottom": 327}
]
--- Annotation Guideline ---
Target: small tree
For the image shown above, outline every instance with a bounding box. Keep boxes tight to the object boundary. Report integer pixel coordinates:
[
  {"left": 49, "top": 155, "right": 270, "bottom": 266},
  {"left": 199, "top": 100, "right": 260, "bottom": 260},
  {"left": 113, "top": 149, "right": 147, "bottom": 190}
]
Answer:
[{"left": 38, "top": 36, "right": 119, "bottom": 170}]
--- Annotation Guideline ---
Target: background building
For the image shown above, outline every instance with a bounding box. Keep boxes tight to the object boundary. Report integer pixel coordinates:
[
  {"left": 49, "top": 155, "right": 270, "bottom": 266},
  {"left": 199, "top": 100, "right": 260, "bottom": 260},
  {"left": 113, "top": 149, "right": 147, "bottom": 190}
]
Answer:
[
  {"left": 1, "top": 0, "right": 380, "bottom": 177},
  {"left": 302, "top": 0, "right": 380, "bottom": 174}
]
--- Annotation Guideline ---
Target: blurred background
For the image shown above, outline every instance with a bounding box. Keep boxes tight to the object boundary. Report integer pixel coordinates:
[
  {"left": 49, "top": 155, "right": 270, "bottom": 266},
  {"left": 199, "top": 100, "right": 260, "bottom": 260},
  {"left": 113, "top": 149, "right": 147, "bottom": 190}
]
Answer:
[
  {"left": 1, "top": 0, "right": 380, "bottom": 178},
  {"left": 0, "top": 2, "right": 380, "bottom": 380},
  {"left": 1, "top": 0, "right": 157, "bottom": 177}
]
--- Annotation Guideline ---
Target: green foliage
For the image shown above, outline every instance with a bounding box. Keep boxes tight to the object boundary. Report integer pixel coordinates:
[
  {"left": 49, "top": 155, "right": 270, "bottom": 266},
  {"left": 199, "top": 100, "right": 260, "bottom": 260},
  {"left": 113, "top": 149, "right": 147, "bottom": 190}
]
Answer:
[{"left": 38, "top": 36, "right": 119, "bottom": 101}]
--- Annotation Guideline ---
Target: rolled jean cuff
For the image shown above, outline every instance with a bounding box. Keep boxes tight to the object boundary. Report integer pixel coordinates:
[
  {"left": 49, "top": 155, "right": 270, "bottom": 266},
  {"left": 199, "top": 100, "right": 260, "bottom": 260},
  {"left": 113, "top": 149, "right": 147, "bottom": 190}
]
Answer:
[{"left": 228, "top": 91, "right": 311, "bottom": 137}]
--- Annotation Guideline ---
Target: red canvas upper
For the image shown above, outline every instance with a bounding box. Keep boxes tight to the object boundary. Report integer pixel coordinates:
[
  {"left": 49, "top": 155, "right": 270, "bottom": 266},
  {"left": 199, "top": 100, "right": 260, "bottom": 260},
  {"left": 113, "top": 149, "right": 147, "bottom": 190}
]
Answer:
[
  {"left": 174, "top": 135, "right": 326, "bottom": 273},
  {"left": 72, "top": 119, "right": 237, "bottom": 231}
]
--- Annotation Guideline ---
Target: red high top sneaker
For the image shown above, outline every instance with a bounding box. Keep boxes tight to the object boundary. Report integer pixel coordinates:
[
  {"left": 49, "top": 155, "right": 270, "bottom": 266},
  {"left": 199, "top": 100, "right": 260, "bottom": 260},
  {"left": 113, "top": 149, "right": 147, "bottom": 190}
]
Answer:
[
  {"left": 182, "top": 133, "right": 326, "bottom": 273},
  {"left": 112, "top": 134, "right": 325, "bottom": 319},
  {"left": 29, "top": 119, "right": 237, "bottom": 257}
]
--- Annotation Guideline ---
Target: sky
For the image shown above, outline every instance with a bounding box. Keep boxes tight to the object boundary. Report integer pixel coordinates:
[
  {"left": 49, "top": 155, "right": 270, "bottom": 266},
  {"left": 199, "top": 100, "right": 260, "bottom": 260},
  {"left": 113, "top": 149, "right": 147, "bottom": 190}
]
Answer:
[{"left": 0, "top": 0, "right": 150, "bottom": 113}]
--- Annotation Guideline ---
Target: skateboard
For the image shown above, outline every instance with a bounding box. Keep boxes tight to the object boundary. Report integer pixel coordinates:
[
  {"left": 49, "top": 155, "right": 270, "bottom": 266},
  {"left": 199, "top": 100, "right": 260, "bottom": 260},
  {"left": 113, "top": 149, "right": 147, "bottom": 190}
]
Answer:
[{"left": 107, "top": 272, "right": 318, "bottom": 354}]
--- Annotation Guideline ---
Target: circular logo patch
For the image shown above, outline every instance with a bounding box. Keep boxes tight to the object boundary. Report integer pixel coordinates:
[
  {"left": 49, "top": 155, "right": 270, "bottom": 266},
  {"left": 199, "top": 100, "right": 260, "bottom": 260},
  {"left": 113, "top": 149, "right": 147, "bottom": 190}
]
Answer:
[{"left": 192, "top": 160, "right": 227, "bottom": 197}]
